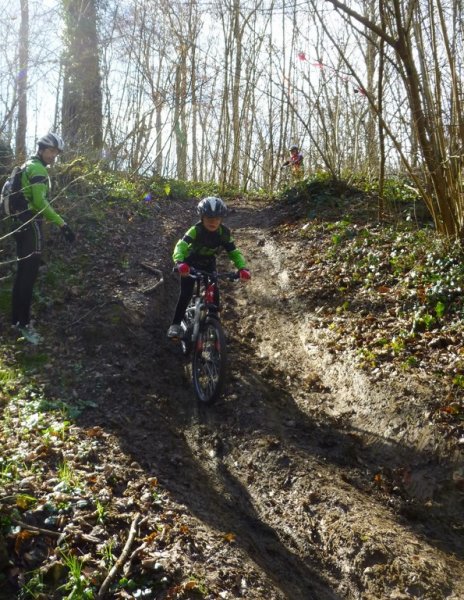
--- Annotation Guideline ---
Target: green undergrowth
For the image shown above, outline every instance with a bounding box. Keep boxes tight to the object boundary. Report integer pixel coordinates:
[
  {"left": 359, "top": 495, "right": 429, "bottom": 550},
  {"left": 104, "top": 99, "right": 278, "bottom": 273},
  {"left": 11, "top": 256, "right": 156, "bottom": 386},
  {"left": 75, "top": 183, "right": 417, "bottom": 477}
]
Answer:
[
  {"left": 297, "top": 214, "right": 464, "bottom": 395},
  {"left": 57, "top": 157, "right": 243, "bottom": 219},
  {"left": 280, "top": 170, "right": 430, "bottom": 223},
  {"left": 280, "top": 171, "right": 462, "bottom": 329},
  {"left": 301, "top": 217, "right": 464, "bottom": 322},
  {"left": 0, "top": 354, "right": 173, "bottom": 598}
]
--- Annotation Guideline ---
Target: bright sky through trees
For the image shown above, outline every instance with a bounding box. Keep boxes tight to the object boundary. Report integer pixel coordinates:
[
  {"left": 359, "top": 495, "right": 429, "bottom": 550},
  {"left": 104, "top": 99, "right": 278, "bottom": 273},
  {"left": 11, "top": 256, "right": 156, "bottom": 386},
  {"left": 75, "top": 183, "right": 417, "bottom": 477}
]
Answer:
[{"left": 2, "top": 0, "right": 464, "bottom": 236}]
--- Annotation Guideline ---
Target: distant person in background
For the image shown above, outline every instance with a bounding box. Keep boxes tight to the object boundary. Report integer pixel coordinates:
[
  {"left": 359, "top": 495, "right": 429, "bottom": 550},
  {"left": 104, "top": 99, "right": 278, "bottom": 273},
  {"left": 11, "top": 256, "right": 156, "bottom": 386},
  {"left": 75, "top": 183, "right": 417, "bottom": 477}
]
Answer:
[
  {"left": 281, "top": 144, "right": 304, "bottom": 179},
  {"left": 9, "top": 133, "right": 75, "bottom": 344}
]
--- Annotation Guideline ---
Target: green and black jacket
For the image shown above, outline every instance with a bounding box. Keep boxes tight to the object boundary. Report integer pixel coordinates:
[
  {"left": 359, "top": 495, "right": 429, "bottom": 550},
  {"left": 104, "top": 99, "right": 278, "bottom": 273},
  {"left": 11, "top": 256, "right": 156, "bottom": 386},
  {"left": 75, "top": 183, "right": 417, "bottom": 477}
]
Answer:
[
  {"left": 173, "top": 222, "right": 247, "bottom": 270},
  {"left": 20, "top": 156, "right": 64, "bottom": 226}
]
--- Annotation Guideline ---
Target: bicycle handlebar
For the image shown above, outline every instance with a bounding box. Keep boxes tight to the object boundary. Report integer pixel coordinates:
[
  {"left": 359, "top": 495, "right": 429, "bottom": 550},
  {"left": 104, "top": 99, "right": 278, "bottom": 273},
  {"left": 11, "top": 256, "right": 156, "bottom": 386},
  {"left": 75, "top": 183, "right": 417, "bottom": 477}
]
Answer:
[{"left": 172, "top": 266, "right": 239, "bottom": 281}]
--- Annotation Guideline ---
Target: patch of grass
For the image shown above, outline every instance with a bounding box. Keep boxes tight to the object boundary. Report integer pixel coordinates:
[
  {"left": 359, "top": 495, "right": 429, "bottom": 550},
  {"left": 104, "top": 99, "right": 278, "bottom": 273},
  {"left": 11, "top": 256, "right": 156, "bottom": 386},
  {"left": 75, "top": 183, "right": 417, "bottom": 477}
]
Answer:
[
  {"left": 15, "top": 494, "right": 38, "bottom": 510},
  {"left": 58, "top": 550, "right": 95, "bottom": 599},
  {"left": 41, "top": 420, "right": 71, "bottom": 445},
  {"left": 95, "top": 499, "right": 107, "bottom": 524},
  {"left": 98, "top": 539, "right": 115, "bottom": 568},
  {"left": 0, "top": 363, "right": 19, "bottom": 391},
  {"left": 16, "top": 352, "right": 49, "bottom": 373},
  {"left": 0, "top": 459, "right": 20, "bottom": 484},
  {"left": 452, "top": 375, "right": 464, "bottom": 388},
  {"left": 57, "top": 460, "right": 81, "bottom": 489},
  {"left": 18, "top": 570, "right": 47, "bottom": 599}
]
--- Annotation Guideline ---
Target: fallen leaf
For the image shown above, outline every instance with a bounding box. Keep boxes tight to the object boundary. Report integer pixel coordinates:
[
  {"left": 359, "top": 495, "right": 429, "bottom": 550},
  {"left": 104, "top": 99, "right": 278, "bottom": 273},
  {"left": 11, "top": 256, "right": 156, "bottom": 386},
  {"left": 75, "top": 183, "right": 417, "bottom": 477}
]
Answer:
[{"left": 14, "top": 530, "right": 36, "bottom": 555}]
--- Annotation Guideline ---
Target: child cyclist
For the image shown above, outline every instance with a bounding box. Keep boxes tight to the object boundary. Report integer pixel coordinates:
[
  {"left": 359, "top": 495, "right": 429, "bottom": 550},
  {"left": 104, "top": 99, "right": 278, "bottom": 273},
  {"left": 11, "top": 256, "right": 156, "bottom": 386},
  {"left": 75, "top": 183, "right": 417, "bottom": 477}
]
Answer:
[
  {"left": 167, "top": 196, "right": 251, "bottom": 339},
  {"left": 281, "top": 144, "right": 304, "bottom": 179}
]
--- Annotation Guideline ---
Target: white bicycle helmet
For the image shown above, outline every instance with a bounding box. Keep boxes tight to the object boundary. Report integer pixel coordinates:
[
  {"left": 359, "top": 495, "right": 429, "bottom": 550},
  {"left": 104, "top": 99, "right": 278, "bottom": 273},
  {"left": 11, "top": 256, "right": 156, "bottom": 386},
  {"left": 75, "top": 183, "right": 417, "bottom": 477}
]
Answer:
[
  {"left": 37, "top": 133, "right": 65, "bottom": 152},
  {"left": 197, "top": 196, "right": 228, "bottom": 218}
]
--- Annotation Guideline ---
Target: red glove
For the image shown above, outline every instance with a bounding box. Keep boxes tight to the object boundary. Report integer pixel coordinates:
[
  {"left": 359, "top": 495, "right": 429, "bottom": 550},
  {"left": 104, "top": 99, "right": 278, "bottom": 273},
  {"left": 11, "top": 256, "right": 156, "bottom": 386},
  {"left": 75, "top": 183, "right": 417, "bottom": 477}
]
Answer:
[
  {"left": 177, "top": 262, "right": 190, "bottom": 276},
  {"left": 239, "top": 268, "right": 251, "bottom": 280}
]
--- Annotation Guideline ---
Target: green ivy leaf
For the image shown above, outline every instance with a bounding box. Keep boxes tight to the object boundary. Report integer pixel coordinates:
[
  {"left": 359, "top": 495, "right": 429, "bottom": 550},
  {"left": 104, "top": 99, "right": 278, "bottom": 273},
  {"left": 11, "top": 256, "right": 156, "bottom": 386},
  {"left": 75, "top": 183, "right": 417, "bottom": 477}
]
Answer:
[{"left": 435, "top": 300, "right": 446, "bottom": 318}]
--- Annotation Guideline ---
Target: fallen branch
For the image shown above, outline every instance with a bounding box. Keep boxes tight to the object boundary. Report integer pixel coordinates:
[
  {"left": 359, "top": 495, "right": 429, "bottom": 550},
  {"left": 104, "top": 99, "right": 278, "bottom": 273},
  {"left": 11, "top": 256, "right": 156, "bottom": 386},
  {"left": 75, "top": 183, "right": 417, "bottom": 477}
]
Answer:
[
  {"left": 139, "top": 263, "right": 164, "bottom": 295},
  {"left": 140, "top": 262, "right": 163, "bottom": 276},
  {"left": 12, "top": 518, "right": 61, "bottom": 538},
  {"left": 97, "top": 512, "right": 141, "bottom": 599},
  {"left": 122, "top": 516, "right": 150, "bottom": 577}
]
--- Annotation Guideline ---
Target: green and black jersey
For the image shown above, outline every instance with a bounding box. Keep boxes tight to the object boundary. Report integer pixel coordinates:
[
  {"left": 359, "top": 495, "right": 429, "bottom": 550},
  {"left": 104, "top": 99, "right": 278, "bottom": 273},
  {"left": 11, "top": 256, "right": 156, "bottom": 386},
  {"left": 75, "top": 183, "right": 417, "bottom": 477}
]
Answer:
[
  {"left": 173, "top": 221, "right": 247, "bottom": 270},
  {"left": 21, "top": 156, "right": 64, "bottom": 226}
]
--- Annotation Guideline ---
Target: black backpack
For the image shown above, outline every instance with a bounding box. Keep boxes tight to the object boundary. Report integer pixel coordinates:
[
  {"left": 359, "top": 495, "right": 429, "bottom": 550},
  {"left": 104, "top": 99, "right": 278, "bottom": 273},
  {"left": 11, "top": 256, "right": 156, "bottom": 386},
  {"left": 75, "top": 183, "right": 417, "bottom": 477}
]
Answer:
[{"left": 1, "top": 164, "right": 31, "bottom": 220}]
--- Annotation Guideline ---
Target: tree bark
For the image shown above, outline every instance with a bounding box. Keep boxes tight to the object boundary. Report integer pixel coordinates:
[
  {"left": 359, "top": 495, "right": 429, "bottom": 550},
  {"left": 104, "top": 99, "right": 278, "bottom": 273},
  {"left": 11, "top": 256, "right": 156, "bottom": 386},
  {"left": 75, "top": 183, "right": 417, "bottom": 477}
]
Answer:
[
  {"left": 61, "top": 0, "right": 103, "bottom": 157},
  {"left": 15, "top": 0, "right": 28, "bottom": 162}
]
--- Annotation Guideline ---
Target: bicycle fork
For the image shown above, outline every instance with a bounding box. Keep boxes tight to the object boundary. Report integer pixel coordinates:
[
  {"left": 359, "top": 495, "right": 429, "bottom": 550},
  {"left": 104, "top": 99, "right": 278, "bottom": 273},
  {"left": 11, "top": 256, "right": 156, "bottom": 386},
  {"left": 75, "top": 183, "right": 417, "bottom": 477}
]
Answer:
[{"left": 192, "top": 297, "right": 203, "bottom": 341}]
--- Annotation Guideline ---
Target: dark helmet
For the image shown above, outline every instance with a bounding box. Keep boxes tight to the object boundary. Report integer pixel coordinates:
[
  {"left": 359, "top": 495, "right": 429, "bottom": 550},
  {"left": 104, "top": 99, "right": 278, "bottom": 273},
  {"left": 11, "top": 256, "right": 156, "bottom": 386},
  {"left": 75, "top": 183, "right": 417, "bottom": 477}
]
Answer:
[
  {"left": 37, "top": 132, "right": 65, "bottom": 152},
  {"left": 290, "top": 144, "right": 299, "bottom": 152},
  {"left": 197, "top": 196, "right": 228, "bottom": 218}
]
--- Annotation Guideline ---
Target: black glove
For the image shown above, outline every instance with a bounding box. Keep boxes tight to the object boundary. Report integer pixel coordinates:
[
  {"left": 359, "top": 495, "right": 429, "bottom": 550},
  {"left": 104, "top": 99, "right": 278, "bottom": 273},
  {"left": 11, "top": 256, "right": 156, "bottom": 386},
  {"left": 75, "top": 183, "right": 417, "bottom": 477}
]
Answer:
[{"left": 61, "top": 223, "right": 75, "bottom": 243}]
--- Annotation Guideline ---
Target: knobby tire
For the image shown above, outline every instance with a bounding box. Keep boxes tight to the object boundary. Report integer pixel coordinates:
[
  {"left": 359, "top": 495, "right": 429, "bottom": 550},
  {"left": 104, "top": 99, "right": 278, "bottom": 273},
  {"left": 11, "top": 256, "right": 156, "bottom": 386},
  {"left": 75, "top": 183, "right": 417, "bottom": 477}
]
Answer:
[{"left": 192, "top": 316, "right": 227, "bottom": 404}]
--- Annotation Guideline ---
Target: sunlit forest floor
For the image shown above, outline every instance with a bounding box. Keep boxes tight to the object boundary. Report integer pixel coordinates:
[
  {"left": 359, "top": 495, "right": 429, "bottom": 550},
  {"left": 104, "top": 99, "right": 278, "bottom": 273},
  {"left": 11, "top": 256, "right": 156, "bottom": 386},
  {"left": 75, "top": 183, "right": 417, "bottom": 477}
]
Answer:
[{"left": 1, "top": 179, "right": 463, "bottom": 598}]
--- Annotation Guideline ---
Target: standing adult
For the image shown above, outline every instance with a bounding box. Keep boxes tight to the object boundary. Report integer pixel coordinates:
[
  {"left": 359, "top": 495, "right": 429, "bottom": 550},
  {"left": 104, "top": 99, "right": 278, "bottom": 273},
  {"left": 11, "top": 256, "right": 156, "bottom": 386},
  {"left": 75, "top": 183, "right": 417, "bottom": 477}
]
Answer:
[{"left": 11, "top": 133, "right": 75, "bottom": 344}]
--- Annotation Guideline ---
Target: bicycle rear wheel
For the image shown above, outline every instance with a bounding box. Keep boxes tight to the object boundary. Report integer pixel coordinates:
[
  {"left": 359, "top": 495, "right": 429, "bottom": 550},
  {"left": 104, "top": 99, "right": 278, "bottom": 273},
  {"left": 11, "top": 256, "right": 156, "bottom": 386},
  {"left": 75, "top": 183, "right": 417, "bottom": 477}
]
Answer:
[{"left": 192, "top": 316, "right": 227, "bottom": 404}]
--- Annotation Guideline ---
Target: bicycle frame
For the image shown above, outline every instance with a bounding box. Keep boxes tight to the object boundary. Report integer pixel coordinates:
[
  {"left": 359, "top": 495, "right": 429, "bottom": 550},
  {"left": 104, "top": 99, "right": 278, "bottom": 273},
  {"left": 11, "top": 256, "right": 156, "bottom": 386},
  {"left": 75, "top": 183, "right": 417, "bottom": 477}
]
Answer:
[
  {"left": 189, "top": 272, "right": 221, "bottom": 343},
  {"left": 182, "top": 270, "right": 236, "bottom": 339},
  {"left": 176, "top": 268, "right": 238, "bottom": 403}
]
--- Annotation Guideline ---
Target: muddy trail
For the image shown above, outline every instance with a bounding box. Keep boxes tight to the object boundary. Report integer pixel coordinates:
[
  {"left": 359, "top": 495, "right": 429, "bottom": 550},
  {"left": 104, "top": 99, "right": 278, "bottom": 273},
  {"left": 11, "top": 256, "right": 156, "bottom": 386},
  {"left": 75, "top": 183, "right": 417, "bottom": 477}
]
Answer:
[{"left": 3, "top": 194, "right": 464, "bottom": 599}]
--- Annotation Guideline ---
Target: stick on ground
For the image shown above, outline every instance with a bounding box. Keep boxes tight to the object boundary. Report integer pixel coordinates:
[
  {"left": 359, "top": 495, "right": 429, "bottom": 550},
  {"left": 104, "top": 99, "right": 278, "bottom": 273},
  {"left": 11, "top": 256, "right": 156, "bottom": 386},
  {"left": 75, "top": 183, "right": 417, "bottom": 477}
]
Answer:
[{"left": 97, "top": 512, "right": 141, "bottom": 599}]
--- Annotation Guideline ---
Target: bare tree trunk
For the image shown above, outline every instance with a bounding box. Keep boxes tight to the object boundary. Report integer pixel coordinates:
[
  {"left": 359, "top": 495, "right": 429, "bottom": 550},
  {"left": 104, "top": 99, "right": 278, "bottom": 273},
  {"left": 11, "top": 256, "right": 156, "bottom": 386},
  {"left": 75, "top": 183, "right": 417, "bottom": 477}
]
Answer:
[
  {"left": 15, "top": 0, "right": 28, "bottom": 162},
  {"left": 377, "top": 0, "right": 386, "bottom": 220},
  {"left": 365, "top": 0, "right": 378, "bottom": 177},
  {"left": 62, "top": 0, "right": 103, "bottom": 157},
  {"left": 230, "top": 0, "right": 242, "bottom": 188},
  {"left": 155, "top": 91, "right": 163, "bottom": 175},
  {"left": 217, "top": 6, "right": 233, "bottom": 189},
  {"left": 191, "top": 40, "right": 198, "bottom": 181},
  {"left": 174, "top": 45, "right": 188, "bottom": 180}
]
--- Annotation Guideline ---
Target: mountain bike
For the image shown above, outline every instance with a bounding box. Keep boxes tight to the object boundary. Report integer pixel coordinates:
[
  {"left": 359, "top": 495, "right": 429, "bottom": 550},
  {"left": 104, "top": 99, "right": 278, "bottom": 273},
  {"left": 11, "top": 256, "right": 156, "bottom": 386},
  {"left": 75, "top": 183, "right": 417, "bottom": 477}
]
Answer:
[{"left": 175, "top": 267, "right": 239, "bottom": 404}]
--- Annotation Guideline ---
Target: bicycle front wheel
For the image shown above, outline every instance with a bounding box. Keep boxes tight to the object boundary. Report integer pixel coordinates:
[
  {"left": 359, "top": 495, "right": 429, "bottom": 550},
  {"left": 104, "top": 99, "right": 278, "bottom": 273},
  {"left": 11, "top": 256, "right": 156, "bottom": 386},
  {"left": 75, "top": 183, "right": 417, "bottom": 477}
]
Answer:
[{"left": 192, "top": 317, "right": 227, "bottom": 404}]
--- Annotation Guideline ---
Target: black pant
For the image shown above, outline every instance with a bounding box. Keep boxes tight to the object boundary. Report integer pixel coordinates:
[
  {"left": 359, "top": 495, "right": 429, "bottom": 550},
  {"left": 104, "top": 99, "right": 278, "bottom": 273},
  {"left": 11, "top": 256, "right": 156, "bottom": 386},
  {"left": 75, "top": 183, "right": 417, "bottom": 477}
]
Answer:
[
  {"left": 172, "top": 264, "right": 219, "bottom": 325},
  {"left": 172, "top": 276, "right": 196, "bottom": 324},
  {"left": 12, "top": 221, "right": 42, "bottom": 327}
]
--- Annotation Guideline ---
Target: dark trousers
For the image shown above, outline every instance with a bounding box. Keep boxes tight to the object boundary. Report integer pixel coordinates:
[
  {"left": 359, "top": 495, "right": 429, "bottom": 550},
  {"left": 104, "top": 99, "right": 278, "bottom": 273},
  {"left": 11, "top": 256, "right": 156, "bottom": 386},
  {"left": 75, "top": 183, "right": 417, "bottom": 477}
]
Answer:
[
  {"left": 12, "top": 221, "right": 42, "bottom": 327},
  {"left": 172, "top": 265, "right": 220, "bottom": 325},
  {"left": 172, "top": 276, "right": 196, "bottom": 324}
]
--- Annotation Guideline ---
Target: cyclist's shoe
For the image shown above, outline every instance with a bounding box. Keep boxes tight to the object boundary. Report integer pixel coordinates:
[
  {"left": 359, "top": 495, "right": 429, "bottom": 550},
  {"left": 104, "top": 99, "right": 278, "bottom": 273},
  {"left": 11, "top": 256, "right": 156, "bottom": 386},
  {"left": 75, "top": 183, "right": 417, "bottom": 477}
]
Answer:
[
  {"left": 167, "top": 324, "right": 183, "bottom": 339},
  {"left": 17, "top": 323, "right": 42, "bottom": 345}
]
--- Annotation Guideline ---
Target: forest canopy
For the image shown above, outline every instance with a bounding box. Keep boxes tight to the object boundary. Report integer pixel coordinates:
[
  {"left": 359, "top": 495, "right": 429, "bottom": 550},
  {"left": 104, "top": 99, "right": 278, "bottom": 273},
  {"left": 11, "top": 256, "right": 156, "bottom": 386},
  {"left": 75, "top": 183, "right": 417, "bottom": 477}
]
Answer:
[{"left": 1, "top": 0, "right": 463, "bottom": 236}]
